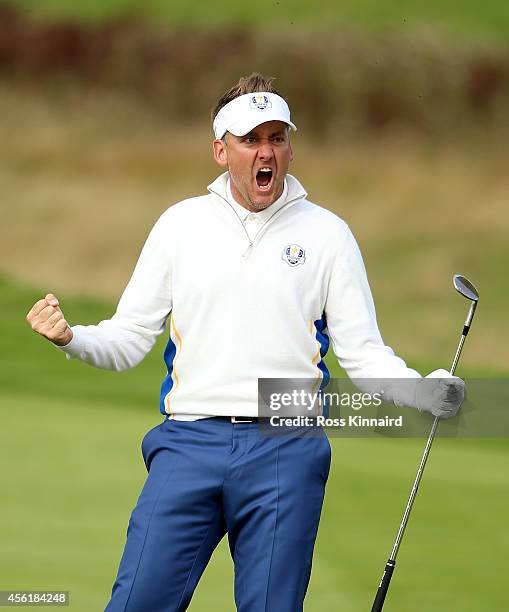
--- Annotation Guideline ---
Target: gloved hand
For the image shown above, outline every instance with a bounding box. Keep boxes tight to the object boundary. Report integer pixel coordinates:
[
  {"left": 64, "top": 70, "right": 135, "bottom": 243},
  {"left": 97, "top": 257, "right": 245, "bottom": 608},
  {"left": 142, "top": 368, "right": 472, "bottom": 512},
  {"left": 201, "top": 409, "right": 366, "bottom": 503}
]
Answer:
[{"left": 415, "top": 368, "right": 465, "bottom": 419}]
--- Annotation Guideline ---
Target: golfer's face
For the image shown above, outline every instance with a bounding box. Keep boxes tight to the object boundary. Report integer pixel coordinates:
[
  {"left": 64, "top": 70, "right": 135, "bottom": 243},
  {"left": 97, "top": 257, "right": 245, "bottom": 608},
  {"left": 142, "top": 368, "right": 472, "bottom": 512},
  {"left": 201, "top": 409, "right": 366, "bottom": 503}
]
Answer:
[{"left": 214, "top": 120, "right": 293, "bottom": 211}]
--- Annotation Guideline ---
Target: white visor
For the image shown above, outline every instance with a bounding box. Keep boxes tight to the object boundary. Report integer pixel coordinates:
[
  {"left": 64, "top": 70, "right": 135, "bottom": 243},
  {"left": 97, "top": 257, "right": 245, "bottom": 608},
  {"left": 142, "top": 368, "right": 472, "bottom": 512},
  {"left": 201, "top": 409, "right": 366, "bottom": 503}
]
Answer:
[{"left": 213, "top": 92, "right": 297, "bottom": 139}]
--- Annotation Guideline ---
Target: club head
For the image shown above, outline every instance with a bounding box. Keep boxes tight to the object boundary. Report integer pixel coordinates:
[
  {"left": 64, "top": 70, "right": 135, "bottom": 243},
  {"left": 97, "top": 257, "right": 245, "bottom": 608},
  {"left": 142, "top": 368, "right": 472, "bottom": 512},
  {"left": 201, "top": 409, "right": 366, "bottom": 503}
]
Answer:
[{"left": 453, "top": 274, "right": 479, "bottom": 302}]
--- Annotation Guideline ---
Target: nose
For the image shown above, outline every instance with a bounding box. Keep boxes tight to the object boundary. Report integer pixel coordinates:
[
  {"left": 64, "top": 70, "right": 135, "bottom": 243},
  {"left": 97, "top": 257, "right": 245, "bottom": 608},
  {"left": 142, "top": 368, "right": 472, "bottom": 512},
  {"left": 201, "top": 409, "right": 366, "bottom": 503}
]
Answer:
[{"left": 257, "top": 141, "right": 274, "bottom": 160}]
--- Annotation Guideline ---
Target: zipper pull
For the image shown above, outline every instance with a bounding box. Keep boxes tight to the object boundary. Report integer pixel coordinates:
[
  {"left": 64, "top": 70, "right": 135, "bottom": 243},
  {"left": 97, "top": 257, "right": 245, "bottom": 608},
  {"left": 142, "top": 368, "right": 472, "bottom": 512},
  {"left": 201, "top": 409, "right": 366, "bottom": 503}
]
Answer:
[{"left": 242, "top": 242, "right": 253, "bottom": 259}]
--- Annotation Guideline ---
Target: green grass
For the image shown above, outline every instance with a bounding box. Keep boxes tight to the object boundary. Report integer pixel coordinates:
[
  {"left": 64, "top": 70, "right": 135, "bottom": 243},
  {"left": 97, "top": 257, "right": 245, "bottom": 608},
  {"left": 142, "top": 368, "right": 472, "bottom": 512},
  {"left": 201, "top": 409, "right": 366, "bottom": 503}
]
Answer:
[
  {"left": 1, "top": 277, "right": 509, "bottom": 610},
  {"left": 8, "top": 0, "right": 509, "bottom": 40}
]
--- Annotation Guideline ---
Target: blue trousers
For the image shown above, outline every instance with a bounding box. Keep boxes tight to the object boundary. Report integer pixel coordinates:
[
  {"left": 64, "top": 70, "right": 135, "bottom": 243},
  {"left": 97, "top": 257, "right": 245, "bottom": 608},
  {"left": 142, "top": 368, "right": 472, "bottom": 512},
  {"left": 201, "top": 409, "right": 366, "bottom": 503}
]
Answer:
[{"left": 105, "top": 417, "right": 331, "bottom": 611}]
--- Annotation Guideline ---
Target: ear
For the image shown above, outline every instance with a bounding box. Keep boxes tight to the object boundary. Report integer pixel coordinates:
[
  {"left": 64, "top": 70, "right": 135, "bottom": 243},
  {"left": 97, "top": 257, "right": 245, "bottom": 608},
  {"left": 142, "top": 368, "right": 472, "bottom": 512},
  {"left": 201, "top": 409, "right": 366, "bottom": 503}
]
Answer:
[
  {"left": 289, "top": 141, "right": 294, "bottom": 162},
  {"left": 213, "top": 138, "right": 228, "bottom": 167}
]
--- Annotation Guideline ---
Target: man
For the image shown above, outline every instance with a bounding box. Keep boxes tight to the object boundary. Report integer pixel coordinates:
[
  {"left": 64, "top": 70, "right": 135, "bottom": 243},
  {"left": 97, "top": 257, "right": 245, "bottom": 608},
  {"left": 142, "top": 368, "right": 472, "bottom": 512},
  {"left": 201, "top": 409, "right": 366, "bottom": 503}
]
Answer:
[{"left": 26, "top": 73, "right": 464, "bottom": 611}]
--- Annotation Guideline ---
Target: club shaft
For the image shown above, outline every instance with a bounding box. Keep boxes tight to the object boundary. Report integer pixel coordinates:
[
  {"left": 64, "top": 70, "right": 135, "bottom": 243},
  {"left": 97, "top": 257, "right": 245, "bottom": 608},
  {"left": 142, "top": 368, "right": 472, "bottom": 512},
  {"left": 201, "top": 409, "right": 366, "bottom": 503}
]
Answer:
[
  {"left": 389, "top": 330, "right": 465, "bottom": 562},
  {"left": 389, "top": 320, "right": 469, "bottom": 562},
  {"left": 389, "top": 414, "right": 439, "bottom": 561},
  {"left": 450, "top": 335, "right": 465, "bottom": 378},
  {"left": 371, "top": 309, "right": 475, "bottom": 612}
]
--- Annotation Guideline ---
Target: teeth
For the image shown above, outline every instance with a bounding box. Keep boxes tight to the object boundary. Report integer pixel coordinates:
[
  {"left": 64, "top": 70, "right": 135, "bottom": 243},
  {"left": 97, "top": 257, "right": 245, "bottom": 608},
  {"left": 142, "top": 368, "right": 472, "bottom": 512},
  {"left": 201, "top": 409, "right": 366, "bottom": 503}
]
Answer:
[{"left": 259, "top": 168, "right": 272, "bottom": 173}]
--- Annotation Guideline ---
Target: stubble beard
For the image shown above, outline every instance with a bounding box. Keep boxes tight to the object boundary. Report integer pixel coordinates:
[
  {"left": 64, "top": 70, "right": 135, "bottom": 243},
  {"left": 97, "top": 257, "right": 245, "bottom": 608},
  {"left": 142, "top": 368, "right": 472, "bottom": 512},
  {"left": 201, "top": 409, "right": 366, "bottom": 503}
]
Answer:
[{"left": 231, "top": 174, "right": 284, "bottom": 212}]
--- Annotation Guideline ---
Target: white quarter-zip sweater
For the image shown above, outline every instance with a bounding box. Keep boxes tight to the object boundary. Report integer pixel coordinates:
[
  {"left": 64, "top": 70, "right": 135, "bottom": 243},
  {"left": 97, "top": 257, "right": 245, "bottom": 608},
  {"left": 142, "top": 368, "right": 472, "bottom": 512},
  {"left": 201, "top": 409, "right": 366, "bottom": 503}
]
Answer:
[{"left": 58, "top": 172, "right": 421, "bottom": 419}]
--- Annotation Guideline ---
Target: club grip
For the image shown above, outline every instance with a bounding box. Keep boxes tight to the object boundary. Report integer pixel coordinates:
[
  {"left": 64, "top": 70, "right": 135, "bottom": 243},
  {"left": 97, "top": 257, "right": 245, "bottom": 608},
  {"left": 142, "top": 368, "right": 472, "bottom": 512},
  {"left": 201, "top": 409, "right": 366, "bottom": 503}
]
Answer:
[{"left": 371, "top": 559, "right": 396, "bottom": 612}]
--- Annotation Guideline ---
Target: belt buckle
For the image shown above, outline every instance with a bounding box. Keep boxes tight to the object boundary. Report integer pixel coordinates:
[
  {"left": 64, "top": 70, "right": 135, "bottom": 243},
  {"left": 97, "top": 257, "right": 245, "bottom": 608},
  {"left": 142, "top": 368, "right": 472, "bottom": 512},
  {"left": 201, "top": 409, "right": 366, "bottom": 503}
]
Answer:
[{"left": 231, "top": 416, "right": 254, "bottom": 424}]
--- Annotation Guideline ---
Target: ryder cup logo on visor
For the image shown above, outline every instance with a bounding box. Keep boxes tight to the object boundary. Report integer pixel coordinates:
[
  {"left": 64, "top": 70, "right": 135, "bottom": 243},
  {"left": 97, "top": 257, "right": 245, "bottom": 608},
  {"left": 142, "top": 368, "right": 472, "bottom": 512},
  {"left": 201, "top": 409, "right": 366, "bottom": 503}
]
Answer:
[
  {"left": 249, "top": 94, "right": 272, "bottom": 111},
  {"left": 282, "top": 244, "right": 306, "bottom": 267}
]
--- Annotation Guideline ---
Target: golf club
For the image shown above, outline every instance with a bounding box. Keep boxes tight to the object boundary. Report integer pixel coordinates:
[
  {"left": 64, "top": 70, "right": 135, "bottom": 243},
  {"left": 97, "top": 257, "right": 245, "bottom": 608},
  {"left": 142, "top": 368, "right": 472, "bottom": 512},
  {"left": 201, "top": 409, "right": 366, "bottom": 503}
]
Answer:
[{"left": 370, "top": 274, "right": 479, "bottom": 612}]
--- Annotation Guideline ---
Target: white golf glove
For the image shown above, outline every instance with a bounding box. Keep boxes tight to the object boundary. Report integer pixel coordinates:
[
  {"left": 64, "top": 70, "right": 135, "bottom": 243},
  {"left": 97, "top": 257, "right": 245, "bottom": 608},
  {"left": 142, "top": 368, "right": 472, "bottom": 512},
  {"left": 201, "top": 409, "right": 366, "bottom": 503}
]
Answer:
[{"left": 415, "top": 368, "right": 465, "bottom": 419}]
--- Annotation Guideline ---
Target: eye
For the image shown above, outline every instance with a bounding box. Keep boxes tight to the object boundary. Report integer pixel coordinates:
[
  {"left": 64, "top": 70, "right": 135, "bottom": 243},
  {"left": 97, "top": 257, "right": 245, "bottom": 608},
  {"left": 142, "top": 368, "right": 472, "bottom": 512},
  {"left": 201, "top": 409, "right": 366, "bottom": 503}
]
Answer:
[{"left": 242, "top": 136, "right": 257, "bottom": 144}]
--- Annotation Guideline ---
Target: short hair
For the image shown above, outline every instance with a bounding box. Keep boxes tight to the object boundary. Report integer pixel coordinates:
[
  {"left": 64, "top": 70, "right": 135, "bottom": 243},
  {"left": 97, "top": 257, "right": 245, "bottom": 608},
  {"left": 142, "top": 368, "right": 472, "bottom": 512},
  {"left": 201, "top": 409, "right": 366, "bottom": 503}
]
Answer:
[{"left": 211, "top": 72, "right": 282, "bottom": 122}]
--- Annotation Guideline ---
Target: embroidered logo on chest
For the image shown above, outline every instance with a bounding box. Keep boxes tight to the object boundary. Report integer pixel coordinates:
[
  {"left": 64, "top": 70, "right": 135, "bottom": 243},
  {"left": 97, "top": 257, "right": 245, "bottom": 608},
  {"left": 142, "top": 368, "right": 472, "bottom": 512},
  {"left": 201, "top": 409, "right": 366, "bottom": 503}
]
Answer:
[{"left": 282, "top": 244, "right": 306, "bottom": 267}]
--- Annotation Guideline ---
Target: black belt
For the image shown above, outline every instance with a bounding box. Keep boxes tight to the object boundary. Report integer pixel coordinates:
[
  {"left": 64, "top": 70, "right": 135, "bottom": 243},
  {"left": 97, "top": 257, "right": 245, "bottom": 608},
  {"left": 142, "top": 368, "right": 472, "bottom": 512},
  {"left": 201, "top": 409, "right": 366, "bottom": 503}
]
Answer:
[{"left": 213, "top": 416, "right": 263, "bottom": 424}]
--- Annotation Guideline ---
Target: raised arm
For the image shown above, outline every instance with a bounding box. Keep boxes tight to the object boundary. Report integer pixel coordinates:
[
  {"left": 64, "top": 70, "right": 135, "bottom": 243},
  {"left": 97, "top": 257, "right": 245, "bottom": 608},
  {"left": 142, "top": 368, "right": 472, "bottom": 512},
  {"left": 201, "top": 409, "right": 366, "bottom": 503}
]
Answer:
[{"left": 26, "top": 212, "right": 173, "bottom": 371}]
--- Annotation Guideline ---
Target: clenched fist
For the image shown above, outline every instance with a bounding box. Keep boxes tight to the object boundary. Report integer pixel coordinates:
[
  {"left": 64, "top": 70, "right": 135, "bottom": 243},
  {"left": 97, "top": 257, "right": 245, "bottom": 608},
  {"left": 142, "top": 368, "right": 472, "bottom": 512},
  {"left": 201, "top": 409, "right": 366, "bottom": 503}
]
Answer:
[{"left": 26, "top": 293, "right": 73, "bottom": 346}]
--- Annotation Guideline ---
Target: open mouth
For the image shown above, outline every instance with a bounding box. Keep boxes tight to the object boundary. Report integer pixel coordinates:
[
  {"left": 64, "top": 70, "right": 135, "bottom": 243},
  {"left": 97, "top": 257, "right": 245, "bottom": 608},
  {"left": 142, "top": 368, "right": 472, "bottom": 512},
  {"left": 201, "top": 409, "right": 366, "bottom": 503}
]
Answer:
[{"left": 255, "top": 167, "right": 273, "bottom": 191}]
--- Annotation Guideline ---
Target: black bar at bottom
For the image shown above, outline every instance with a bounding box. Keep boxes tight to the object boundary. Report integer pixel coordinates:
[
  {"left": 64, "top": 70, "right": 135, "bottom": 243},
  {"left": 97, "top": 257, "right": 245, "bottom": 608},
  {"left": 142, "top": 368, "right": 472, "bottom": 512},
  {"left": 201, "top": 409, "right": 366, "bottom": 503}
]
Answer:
[{"left": 371, "top": 559, "right": 396, "bottom": 612}]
